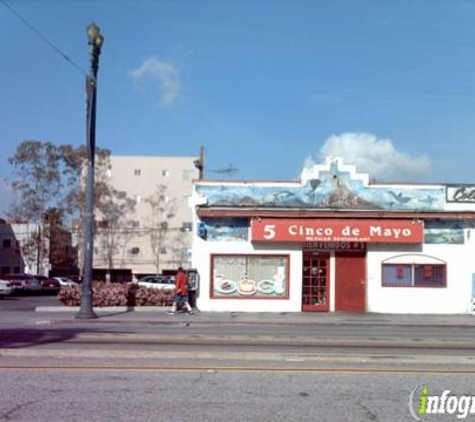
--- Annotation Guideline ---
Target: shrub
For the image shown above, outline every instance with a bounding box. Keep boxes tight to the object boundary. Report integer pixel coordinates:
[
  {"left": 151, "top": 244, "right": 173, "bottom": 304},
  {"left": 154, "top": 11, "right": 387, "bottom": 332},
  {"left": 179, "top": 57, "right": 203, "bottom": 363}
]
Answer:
[{"left": 57, "top": 281, "right": 174, "bottom": 307}]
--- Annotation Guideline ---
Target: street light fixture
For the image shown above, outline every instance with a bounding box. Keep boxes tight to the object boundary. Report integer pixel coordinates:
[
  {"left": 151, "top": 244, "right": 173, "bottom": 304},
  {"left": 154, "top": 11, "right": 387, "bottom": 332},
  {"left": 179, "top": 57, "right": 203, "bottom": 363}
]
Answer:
[{"left": 76, "top": 23, "right": 104, "bottom": 319}]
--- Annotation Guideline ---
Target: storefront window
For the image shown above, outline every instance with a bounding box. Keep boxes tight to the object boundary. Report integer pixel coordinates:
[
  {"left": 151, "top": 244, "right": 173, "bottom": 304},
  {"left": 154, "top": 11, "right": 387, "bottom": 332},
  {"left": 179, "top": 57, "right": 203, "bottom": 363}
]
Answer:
[
  {"left": 211, "top": 254, "right": 289, "bottom": 299},
  {"left": 382, "top": 263, "right": 446, "bottom": 287}
]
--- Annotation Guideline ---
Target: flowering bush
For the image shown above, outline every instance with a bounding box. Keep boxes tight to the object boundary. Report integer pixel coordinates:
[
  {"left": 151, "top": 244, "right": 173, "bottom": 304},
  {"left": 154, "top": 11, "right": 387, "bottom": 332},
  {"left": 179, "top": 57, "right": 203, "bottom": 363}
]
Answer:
[{"left": 57, "top": 282, "right": 174, "bottom": 307}]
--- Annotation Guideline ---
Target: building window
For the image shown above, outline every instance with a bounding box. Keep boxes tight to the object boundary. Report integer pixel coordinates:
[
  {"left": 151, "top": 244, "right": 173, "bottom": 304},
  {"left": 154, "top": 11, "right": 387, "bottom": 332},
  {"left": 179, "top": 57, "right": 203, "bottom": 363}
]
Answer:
[
  {"left": 134, "top": 169, "right": 141, "bottom": 176},
  {"left": 181, "top": 222, "right": 192, "bottom": 232},
  {"left": 1, "top": 266, "right": 10, "bottom": 274},
  {"left": 130, "top": 220, "right": 140, "bottom": 228},
  {"left": 2, "top": 238, "right": 11, "bottom": 248},
  {"left": 211, "top": 254, "right": 289, "bottom": 299},
  {"left": 160, "top": 221, "right": 168, "bottom": 230},
  {"left": 181, "top": 248, "right": 192, "bottom": 261},
  {"left": 182, "top": 170, "right": 193, "bottom": 181},
  {"left": 382, "top": 263, "right": 446, "bottom": 287},
  {"left": 130, "top": 247, "right": 140, "bottom": 255},
  {"left": 160, "top": 248, "right": 167, "bottom": 254},
  {"left": 97, "top": 220, "right": 108, "bottom": 229},
  {"left": 162, "top": 170, "right": 170, "bottom": 177}
]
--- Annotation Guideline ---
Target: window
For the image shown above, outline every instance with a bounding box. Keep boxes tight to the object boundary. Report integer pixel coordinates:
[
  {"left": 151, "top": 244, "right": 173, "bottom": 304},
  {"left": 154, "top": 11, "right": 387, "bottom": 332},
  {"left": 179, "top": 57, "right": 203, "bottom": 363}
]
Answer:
[
  {"left": 181, "top": 248, "right": 192, "bottom": 261},
  {"left": 162, "top": 169, "right": 170, "bottom": 177},
  {"left": 96, "top": 220, "right": 108, "bottom": 229},
  {"left": 131, "top": 247, "right": 140, "bottom": 255},
  {"left": 1, "top": 266, "right": 10, "bottom": 274},
  {"left": 2, "top": 238, "right": 11, "bottom": 248},
  {"left": 211, "top": 254, "right": 289, "bottom": 299},
  {"left": 382, "top": 263, "right": 446, "bottom": 287},
  {"left": 181, "top": 222, "right": 192, "bottom": 232},
  {"left": 182, "top": 170, "right": 193, "bottom": 181},
  {"left": 160, "top": 248, "right": 167, "bottom": 254},
  {"left": 134, "top": 169, "right": 141, "bottom": 176},
  {"left": 160, "top": 221, "right": 168, "bottom": 230}
]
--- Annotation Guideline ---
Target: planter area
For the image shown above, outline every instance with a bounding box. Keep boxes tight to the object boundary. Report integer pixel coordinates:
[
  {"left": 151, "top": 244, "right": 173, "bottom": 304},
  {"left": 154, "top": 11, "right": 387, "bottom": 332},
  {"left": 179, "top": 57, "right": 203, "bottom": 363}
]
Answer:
[{"left": 58, "top": 282, "right": 174, "bottom": 307}]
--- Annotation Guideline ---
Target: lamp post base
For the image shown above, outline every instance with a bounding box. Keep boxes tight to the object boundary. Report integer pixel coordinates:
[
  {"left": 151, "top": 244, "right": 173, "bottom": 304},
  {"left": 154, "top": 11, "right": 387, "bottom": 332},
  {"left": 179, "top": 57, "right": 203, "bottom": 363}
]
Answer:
[{"left": 75, "top": 309, "right": 98, "bottom": 319}]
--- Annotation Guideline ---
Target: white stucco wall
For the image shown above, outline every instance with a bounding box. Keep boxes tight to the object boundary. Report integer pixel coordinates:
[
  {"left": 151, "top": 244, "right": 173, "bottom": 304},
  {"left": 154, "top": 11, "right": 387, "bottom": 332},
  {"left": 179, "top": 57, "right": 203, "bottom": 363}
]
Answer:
[
  {"left": 366, "top": 230, "right": 475, "bottom": 314},
  {"left": 192, "top": 227, "right": 475, "bottom": 314},
  {"left": 192, "top": 233, "right": 306, "bottom": 312}
]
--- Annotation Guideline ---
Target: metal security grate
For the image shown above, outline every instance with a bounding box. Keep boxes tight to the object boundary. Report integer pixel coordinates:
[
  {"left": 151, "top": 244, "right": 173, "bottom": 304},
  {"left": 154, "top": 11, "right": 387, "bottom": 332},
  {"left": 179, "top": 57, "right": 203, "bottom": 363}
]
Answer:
[{"left": 302, "top": 251, "right": 330, "bottom": 311}]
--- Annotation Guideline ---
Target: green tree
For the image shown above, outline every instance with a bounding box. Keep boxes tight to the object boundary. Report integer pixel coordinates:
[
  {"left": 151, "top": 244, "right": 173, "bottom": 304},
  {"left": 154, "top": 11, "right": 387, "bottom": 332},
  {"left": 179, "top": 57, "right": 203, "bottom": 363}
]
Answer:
[
  {"left": 145, "top": 185, "right": 178, "bottom": 274},
  {"left": 7, "top": 140, "right": 135, "bottom": 276}
]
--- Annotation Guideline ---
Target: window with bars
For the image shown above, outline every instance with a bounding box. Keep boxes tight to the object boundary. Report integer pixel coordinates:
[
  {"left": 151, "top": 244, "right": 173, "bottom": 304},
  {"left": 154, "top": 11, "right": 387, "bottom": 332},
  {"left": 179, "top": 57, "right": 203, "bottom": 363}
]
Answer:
[{"left": 382, "top": 263, "right": 446, "bottom": 287}]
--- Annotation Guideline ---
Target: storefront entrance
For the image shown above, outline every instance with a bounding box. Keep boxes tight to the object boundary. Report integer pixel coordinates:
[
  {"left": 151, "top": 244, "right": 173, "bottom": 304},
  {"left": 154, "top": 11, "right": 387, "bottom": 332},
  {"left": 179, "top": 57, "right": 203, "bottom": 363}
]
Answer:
[
  {"left": 302, "top": 251, "right": 330, "bottom": 311},
  {"left": 302, "top": 250, "right": 366, "bottom": 312},
  {"left": 335, "top": 251, "right": 366, "bottom": 312}
]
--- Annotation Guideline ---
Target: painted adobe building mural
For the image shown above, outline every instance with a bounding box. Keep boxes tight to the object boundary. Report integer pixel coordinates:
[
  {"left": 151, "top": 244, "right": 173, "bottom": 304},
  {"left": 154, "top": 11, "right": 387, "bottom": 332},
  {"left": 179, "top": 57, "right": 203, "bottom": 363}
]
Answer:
[
  {"left": 194, "top": 158, "right": 475, "bottom": 245},
  {"left": 195, "top": 157, "right": 446, "bottom": 211}
]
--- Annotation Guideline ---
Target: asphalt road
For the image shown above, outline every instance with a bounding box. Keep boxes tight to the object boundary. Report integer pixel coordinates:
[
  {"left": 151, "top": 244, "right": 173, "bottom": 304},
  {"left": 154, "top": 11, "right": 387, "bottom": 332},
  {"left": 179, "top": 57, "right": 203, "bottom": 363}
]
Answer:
[
  {"left": 0, "top": 292, "right": 61, "bottom": 311},
  {"left": 1, "top": 367, "right": 474, "bottom": 422},
  {"left": 1, "top": 296, "right": 475, "bottom": 421}
]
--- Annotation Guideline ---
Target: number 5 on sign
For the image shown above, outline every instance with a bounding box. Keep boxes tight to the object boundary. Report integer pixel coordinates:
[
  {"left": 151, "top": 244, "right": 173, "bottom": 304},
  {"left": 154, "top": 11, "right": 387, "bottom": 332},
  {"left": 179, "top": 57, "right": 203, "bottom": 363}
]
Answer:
[{"left": 263, "top": 225, "right": 276, "bottom": 239}]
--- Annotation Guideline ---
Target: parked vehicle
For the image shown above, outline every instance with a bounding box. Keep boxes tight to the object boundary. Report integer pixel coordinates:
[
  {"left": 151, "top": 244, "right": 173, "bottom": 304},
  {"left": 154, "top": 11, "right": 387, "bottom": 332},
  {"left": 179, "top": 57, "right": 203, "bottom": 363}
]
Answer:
[
  {"left": 0, "top": 278, "right": 13, "bottom": 298},
  {"left": 1, "top": 274, "right": 42, "bottom": 293},
  {"left": 35, "top": 275, "right": 61, "bottom": 294},
  {"left": 53, "top": 277, "right": 77, "bottom": 288},
  {"left": 137, "top": 275, "right": 175, "bottom": 291}
]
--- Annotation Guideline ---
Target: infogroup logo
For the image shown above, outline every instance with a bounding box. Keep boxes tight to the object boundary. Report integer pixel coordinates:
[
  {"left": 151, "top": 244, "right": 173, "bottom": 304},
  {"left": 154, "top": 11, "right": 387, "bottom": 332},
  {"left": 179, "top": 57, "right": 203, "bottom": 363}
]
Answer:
[{"left": 409, "top": 385, "right": 475, "bottom": 420}]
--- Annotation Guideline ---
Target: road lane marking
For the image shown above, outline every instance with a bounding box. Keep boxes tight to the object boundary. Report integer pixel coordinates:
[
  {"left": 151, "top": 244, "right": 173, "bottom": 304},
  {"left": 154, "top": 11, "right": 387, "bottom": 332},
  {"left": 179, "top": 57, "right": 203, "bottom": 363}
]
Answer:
[{"left": 0, "top": 365, "right": 474, "bottom": 375}]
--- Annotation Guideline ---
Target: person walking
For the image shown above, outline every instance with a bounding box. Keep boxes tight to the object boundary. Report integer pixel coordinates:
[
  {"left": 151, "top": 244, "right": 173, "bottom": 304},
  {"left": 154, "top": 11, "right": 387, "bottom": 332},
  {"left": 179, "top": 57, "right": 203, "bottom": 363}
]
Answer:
[{"left": 167, "top": 267, "right": 193, "bottom": 314}]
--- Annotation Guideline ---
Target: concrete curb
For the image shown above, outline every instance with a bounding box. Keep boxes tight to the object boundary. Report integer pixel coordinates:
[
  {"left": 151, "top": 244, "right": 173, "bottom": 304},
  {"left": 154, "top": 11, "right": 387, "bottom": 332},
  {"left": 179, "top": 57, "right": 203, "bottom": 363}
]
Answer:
[{"left": 35, "top": 306, "right": 169, "bottom": 313}]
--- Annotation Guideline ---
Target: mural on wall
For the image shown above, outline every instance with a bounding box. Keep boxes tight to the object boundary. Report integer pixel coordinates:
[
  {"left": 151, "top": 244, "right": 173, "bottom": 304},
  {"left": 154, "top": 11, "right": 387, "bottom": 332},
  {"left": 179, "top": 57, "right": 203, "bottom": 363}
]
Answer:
[
  {"left": 196, "top": 159, "right": 446, "bottom": 212},
  {"left": 201, "top": 217, "right": 249, "bottom": 242},
  {"left": 424, "top": 220, "right": 475, "bottom": 244}
]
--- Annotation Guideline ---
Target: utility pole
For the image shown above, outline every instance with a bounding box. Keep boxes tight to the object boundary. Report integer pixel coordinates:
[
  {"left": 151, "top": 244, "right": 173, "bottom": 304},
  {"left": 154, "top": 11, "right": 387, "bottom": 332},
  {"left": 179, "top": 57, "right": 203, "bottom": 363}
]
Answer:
[
  {"left": 76, "top": 23, "right": 104, "bottom": 320},
  {"left": 194, "top": 146, "right": 205, "bottom": 180}
]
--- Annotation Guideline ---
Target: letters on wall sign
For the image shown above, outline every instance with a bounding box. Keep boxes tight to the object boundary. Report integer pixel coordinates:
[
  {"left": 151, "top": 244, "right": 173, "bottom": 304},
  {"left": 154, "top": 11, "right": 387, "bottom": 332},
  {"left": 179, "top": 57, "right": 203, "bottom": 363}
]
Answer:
[{"left": 251, "top": 218, "right": 424, "bottom": 244}]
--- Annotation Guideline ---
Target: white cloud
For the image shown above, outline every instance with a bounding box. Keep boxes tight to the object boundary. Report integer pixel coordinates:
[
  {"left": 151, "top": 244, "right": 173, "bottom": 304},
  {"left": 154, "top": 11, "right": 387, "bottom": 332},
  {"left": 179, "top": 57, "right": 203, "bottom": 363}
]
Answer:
[
  {"left": 129, "top": 56, "right": 181, "bottom": 107},
  {"left": 314, "top": 132, "right": 431, "bottom": 182}
]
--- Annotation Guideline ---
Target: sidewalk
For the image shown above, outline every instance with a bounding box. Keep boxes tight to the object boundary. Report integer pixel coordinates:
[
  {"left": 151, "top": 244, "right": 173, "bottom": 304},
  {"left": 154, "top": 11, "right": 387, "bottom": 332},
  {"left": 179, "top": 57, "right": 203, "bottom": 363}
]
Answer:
[{"left": 32, "top": 306, "right": 475, "bottom": 328}]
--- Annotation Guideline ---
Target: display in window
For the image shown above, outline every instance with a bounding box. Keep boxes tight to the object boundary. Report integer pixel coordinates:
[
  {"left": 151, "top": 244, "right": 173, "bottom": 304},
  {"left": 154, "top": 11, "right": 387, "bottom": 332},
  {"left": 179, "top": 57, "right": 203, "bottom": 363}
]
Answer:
[
  {"left": 237, "top": 279, "right": 257, "bottom": 295},
  {"left": 215, "top": 279, "right": 237, "bottom": 294},
  {"left": 212, "top": 255, "right": 289, "bottom": 299}
]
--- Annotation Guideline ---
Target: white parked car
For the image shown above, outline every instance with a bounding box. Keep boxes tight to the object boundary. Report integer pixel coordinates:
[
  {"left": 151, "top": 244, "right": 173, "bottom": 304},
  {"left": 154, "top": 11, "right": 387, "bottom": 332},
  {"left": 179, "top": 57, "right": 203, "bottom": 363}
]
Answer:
[
  {"left": 0, "top": 278, "right": 13, "bottom": 298},
  {"left": 136, "top": 276, "right": 175, "bottom": 291},
  {"left": 2, "top": 274, "right": 42, "bottom": 293},
  {"left": 53, "top": 277, "right": 78, "bottom": 287}
]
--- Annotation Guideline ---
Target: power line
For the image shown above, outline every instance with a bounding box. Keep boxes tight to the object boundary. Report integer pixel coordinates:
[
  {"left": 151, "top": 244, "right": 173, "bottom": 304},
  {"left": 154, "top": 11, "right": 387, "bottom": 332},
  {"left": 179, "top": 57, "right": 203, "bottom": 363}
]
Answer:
[{"left": 0, "top": 0, "right": 87, "bottom": 77}]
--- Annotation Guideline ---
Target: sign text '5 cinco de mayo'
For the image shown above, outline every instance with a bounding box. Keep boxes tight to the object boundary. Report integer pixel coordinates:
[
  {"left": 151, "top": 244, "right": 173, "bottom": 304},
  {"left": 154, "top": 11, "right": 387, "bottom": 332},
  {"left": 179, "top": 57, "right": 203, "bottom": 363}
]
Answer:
[{"left": 251, "top": 219, "right": 424, "bottom": 243}]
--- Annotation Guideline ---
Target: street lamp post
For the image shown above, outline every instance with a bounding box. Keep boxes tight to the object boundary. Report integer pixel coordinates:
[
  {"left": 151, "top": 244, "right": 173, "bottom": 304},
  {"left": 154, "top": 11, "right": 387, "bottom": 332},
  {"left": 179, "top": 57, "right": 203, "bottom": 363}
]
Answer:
[{"left": 76, "top": 23, "right": 104, "bottom": 319}]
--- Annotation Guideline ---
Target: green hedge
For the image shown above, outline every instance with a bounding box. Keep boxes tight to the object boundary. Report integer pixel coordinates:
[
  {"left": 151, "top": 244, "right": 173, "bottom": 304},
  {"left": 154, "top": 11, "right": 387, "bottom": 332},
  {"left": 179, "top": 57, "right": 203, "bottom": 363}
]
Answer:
[{"left": 58, "top": 282, "right": 174, "bottom": 307}]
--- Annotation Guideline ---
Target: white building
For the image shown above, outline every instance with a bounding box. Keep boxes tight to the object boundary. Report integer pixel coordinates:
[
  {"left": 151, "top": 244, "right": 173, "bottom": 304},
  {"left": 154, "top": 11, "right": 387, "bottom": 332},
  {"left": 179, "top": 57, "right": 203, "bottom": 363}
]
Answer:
[
  {"left": 190, "top": 157, "right": 475, "bottom": 314},
  {"left": 92, "top": 155, "right": 199, "bottom": 279},
  {"left": 0, "top": 221, "right": 50, "bottom": 276}
]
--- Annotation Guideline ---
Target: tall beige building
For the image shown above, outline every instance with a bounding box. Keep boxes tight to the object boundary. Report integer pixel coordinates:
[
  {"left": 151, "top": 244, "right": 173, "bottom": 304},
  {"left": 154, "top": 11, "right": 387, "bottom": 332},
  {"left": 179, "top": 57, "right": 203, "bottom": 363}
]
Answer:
[{"left": 93, "top": 155, "right": 199, "bottom": 279}]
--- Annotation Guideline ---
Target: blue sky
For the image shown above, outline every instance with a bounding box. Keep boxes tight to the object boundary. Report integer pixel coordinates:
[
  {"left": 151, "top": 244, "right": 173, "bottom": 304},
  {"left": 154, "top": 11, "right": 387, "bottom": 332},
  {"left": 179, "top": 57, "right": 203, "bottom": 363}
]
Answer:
[{"left": 2, "top": 0, "right": 475, "bottom": 215}]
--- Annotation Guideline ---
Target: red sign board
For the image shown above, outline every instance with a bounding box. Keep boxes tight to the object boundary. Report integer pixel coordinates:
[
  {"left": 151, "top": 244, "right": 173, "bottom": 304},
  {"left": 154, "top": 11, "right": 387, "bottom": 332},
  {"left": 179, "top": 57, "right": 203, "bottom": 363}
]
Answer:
[{"left": 251, "top": 218, "right": 424, "bottom": 244}]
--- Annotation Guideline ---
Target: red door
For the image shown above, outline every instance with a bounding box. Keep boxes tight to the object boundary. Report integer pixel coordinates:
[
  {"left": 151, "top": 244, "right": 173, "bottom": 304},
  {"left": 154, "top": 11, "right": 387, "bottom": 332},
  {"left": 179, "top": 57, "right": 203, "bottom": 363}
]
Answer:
[
  {"left": 335, "top": 251, "right": 366, "bottom": 312},
  {"left": 302, "top": 251, "right": 330, "bottom": 312}
]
